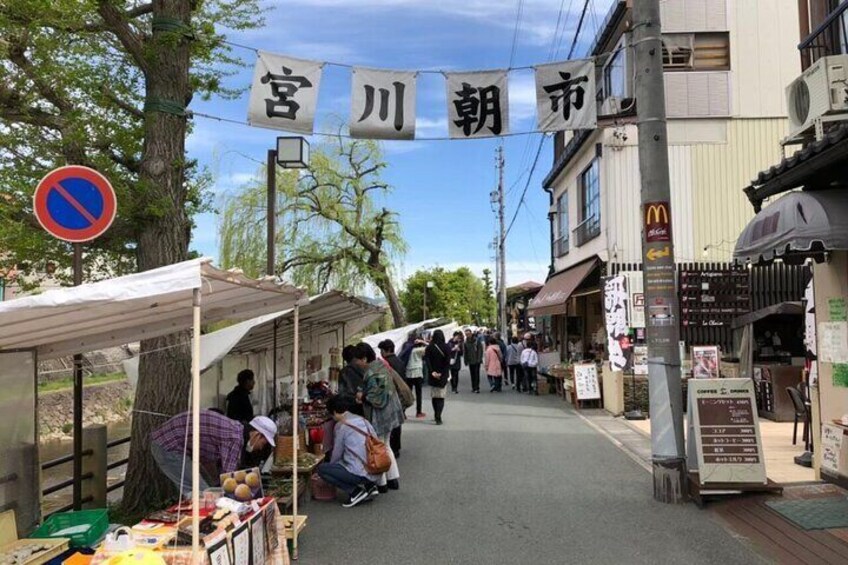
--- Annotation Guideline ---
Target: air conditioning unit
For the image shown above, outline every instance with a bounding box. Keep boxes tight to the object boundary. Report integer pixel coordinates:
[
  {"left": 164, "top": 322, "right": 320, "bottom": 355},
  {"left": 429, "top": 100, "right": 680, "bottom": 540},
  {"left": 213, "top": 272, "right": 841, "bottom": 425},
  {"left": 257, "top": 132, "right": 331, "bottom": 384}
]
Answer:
[{"left": 786, "top": 55, "right": 848, "bottom": 140}]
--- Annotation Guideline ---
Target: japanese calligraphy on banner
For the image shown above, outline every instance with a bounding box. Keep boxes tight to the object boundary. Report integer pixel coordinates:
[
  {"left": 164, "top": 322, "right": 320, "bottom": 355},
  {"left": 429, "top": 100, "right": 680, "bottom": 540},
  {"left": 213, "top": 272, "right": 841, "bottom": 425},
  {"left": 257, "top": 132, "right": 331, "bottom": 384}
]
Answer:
[
  {"left": 535, "top": 59, "right": 596, "bottom": 132},
  {"left": 445, "top": 70, "right": 509, "bottom": 139},
  {"left": 248, "top": 51, "right": 323, "bottom": 134},
  {"left": 603, "top": 275, "right": 630, "bottom": 371},
  {"left": 351, "top": 68, "right": 417, "bottom": 140}
]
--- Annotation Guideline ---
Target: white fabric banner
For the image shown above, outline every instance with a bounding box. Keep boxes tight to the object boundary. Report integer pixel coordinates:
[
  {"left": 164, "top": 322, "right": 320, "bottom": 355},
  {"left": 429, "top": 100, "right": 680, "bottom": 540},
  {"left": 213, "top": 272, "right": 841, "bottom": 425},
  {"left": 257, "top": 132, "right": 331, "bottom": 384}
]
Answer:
[
  {"left": 247, "top": 51, "right": 323, "bottom": 134},
  {"left": 535, "top": 59, "right": 597, "bottom": 132},
  {"left": 350, "top": 68, "right": 417, "bottom": 140},
  {"left": 603, "top": 275, "right": 629, "bottom": 372},
  {"left": 445, "top": 70, "right": 509, "bottom": 139}
]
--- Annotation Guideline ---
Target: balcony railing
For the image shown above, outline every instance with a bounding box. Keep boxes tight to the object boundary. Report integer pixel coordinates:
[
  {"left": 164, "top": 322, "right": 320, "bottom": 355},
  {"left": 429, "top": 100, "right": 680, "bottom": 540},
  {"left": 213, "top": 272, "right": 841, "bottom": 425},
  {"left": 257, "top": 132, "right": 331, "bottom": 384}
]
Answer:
[
  {"left": 800, "top": 0, "right": 848, "bottom": 67},
  {"left": 573, "top": 215, "right": 601, "bottom": 247},
  {"left": 555, "top": 235, "right": 569, "bottom": 257}
]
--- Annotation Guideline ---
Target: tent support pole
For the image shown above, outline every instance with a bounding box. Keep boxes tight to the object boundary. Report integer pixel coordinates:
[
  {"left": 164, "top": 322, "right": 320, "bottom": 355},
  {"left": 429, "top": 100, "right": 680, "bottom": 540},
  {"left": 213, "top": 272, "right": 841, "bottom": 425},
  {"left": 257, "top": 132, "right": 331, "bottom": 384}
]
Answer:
[
  {"left": 72, "top": 243, "right": 83, "bottom": 511},
  {"left": 191, "top": 288, "right": 202, "bottom": 561},
  {"left": 292, "top": 302, "right": 301, "bottom": 559},
  {"left": 272, "top": 319, "right": 279, "bottom": 411}
]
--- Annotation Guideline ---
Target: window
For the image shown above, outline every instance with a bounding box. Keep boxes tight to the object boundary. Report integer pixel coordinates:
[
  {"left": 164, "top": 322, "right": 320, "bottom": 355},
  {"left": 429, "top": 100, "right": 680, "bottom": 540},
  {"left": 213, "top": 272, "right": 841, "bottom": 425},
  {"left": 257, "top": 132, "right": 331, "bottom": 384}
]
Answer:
[
  {"left": 556, "top": 193, "right": 569, "bottom": 256},
  {"left": 575, "top": 159, "right": 600, "bottom": 246},
  {"left": 662, "top": 32, "right": 730, "bottom": 71},
  {"left": 603, "top": 43, "right": 627, "bottom": 100}
]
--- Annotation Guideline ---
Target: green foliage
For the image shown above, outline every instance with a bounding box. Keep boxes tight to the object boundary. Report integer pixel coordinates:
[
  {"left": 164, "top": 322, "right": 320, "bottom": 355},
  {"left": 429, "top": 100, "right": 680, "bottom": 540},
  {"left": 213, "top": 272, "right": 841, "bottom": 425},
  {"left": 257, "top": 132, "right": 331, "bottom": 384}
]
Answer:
[
  {"left": 401, "top": 267, "right": 495, "bottom": 325},
  {"left": 218, "top": 132, "right": 407, "bottom": 322},
  {"left": 0, "top": 0, "right": 262, "bottom": 287},
  {"left": 38, "top": 372, "right": 126, "bottom": 393}
]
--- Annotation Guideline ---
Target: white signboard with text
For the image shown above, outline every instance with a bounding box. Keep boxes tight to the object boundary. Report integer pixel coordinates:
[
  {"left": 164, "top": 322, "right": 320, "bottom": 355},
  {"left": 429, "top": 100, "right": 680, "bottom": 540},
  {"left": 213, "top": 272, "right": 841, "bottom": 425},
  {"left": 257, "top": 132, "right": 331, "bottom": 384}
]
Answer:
[{"left": 573, "top": 363, "right": 601, "bottom": 400}]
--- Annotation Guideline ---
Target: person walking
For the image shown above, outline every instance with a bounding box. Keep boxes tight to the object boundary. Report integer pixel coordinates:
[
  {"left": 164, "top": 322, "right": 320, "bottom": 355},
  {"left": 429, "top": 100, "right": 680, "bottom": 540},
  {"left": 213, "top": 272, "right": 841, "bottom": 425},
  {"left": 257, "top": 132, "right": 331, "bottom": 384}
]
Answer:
[
  {"left": 506, "top": 337, "right": 525, "bottom": 391},
  {"left": 494, "top": 331, "right": 508, "bottom": 379},
  {"left": 484, "top": 336, "right": 505, "bottom": 392},
  {"left": 424, "top": 330, "right": 451, "bottom": 424},
  {"left": 353, "top": 343, "right": 402, "bottom": 491},
  {"left": 463, "top": 328, "right": 483, "bottom": 393},
  {"left": 405, "top": 336, "right": 427, "bottom": 418},
  {"left": 449, "top": 331, "right": 463, "bottom": 393},
  {"left": 521, "top": 340, "right": 539, "bottom": 394}
]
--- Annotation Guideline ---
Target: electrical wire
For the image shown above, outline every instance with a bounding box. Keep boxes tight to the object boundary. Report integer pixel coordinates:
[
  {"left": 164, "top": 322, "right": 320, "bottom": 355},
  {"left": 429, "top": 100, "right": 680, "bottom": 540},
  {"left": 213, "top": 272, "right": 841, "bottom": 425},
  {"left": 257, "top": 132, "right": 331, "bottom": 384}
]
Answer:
[
  {"left": 508, "top": 0, "right": 526, "bottom": 69},
  {"left": 504, "top": 134, "right": 548, "bottom": 238},
  {"left": 568, "top": 0, "right": 593, "bottom": 59}
]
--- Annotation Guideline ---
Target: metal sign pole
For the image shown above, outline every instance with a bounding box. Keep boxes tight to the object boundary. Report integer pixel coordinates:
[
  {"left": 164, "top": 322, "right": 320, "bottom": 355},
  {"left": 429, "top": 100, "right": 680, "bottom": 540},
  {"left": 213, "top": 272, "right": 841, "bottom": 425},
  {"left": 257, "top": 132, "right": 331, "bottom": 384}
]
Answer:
[{"left": 72, "top": 243, "right": 83, "bottom": 510}]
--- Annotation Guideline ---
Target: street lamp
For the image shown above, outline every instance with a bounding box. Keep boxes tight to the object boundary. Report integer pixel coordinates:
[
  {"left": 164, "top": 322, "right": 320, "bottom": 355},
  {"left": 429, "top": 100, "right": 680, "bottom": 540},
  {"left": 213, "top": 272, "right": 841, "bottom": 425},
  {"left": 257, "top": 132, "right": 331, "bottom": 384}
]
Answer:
[
  {"left": 424, "top": 280, "right": 434, "bottom": 320},
  {"left": 267, "top": 137, "right": 310, "bottom": 277},
  {"left": 267, "top": 136, "right": 310, "bottom": 424}
]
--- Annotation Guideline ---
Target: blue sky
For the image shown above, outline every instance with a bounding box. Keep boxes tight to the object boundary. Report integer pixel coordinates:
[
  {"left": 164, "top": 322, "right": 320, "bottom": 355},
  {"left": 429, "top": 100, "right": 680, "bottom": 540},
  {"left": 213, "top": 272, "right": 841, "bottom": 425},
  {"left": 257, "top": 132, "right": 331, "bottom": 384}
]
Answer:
[{"left": 188, "top": 0, "right": 611, "bottom": 287}]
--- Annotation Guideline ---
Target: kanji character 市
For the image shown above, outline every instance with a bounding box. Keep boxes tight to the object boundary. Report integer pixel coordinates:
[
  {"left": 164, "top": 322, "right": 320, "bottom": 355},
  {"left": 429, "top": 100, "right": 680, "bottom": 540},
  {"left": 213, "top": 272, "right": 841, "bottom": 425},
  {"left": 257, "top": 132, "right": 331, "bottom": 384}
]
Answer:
[{"left": 543, "top": 71, "right": 589, "bottom": 121}]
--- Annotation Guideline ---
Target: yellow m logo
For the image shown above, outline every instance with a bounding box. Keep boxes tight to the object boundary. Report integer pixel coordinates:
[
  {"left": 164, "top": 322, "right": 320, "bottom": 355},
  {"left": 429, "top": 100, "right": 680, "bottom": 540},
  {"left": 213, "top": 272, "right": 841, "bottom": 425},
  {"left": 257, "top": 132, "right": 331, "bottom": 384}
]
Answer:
[{"left": 646, "top": 204, "right": 669, "bottom": 225}]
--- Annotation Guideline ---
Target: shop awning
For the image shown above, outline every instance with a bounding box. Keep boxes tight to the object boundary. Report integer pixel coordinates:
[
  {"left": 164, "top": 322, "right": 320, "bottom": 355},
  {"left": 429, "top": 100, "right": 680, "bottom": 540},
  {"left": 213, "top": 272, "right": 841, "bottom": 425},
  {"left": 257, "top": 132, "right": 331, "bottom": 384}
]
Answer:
[
  {"left": 527, "top": 259, "right": 598, "bottom": 317},
  {"left": 0, "top": 258, "right": 305, "bottom": 359},
  {"left": 731, "top": 301, "right": 803, "bottom": 329},
  {"left": 734, "top": 190, "right": 848, "bottom": 265}
]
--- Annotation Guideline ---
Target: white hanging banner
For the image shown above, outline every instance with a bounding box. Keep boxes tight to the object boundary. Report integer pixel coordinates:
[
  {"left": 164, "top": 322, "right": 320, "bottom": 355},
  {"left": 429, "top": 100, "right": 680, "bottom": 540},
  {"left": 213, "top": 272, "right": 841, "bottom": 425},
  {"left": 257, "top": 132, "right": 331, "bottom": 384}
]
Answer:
[
  {"left": 535, "top": 59, "right": 597, "bottom": 132},
  {"left": 445, "top": 70, "right": 509, "bottom": 139},
  {"left": 350, "top": 68, "right": 417, "bottom": 140},
  {"left": 603, "top": 275, "right": 630, "bottom": 372},
  {"left": 247, "top": 51, "right": 323, "bottom": 134}
]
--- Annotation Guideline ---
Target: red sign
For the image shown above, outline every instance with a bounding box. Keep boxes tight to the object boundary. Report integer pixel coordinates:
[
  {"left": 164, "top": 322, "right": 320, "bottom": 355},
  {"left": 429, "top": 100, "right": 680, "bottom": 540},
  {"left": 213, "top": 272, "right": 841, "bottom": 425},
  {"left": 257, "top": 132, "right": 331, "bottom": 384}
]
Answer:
[
  {"left": 645, "top": 201, "right": 671, "bottom": 243},
  {"left": 34, "top": 166, "right": 116, "bottom": 243}
]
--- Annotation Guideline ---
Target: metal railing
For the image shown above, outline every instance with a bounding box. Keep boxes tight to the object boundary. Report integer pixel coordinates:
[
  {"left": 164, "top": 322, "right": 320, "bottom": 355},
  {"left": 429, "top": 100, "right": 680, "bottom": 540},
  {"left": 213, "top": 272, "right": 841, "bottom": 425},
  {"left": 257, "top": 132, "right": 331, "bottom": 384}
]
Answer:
[
  {"left": 573, "top": 214, "right": 601, "bottom": 247},
  {"left": 41, "top": 432, "right": 130, "bottom": 517},
  {"left": 799, "top": 0, "right": 848, "bottom": 67}
]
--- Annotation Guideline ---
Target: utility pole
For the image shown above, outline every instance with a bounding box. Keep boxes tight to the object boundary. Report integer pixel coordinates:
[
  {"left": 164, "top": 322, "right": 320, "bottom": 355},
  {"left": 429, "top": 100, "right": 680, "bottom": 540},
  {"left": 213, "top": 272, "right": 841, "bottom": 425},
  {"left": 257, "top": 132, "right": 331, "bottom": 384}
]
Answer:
[
  {"left": 633, "top": 0, "right": 687, "bottom": 502},
  {"left": 497, "top": 145, "right": 507, "bottom": 337}
]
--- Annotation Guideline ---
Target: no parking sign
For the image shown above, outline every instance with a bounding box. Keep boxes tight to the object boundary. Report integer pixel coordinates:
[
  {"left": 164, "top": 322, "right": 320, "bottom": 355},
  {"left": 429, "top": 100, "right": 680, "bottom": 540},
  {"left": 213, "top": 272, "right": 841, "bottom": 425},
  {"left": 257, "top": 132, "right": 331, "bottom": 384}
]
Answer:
[{"left": 33, "top": 165, "right": 116, "bottom": 243}]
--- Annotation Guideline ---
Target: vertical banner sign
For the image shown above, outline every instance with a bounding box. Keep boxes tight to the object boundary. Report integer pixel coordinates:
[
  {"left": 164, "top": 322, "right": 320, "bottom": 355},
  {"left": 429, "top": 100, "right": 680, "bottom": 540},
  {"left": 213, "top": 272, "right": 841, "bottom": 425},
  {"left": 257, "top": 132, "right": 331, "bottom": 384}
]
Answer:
[
  {"left": 688, "top": 378, "right": 767, "bottom": 485},
  {"left": 350, "top": 68, "right": 417, "bottom": 140},
  {"left": 446, "top": 70, "right": 509, "bottom": 139},
  {"left": 603, "top": 275, "right": 630, "bottom": 371},
  {"left": 804, "top": 279, "right": 818, "bottom": 385},
  {"left": 643, "top": 201, "right": 676, "bottom": 330},
  {"left": 535, "top": 59, "right": 597, "bottom": 132},
  {"left": 248, "top": 51, "right": 323, "bottom": 134}
]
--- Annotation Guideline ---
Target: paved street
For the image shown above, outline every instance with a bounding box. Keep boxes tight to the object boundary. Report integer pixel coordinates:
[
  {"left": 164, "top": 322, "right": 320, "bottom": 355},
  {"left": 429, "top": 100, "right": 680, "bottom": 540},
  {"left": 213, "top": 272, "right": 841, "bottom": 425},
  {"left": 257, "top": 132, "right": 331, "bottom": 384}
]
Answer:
[{"left": 297, "top": 372, "right": 764, "bottom": 564}]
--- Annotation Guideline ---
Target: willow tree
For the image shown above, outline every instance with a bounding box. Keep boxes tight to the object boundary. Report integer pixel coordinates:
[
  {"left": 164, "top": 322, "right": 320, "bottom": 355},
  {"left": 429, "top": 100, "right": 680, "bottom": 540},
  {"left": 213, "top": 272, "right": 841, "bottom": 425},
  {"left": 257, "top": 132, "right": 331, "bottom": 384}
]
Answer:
[
  {"left": 0, "top": 0, "right": 263, "bottom": 514},
  {"left": 220, "top": 134, "right": 407, "bottom": 325}
]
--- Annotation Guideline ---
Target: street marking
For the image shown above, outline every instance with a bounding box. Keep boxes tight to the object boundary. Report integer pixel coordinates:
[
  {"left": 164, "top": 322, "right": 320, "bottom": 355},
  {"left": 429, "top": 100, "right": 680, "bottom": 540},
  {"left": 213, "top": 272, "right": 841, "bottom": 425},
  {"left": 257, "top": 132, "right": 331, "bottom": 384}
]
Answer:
[{"left": 51, "top": 183, "right": 98, "bottom": 225}]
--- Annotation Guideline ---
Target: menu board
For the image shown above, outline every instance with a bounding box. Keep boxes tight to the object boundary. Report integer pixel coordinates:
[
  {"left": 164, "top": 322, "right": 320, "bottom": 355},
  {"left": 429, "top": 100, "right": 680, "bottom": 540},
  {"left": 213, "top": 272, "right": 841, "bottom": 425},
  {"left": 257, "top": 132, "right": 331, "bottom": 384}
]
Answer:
[
  {"left": 679, "top": 268, "right": 750, "bottom": 328},
  {"left": 821, "top": 424, "right": 845, "bottom": 476},
  {"left": 573, "top": 363, "right": 601, "bottom": 400},
  {"left": 688, "top": 378, "right": 767, "bottom": 485},
  {"left": 818, "top": 321, "right": 848, "bottom": 364}
]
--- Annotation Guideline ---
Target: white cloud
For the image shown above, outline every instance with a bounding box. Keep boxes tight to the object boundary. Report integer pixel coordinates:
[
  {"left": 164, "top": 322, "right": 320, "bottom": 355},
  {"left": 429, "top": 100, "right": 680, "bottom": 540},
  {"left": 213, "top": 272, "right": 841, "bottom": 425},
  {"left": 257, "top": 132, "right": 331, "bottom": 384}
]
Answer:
[{"left": 509, "top": 71, "right": 537, "bottom": 124}]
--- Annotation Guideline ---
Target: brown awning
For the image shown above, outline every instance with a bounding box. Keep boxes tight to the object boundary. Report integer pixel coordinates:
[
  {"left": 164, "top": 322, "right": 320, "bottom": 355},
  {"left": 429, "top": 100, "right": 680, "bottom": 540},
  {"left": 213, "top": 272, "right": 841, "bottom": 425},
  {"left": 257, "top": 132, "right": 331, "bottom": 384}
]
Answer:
[{"left": 527, "top": 259, "right": 598, "bottom": 317}]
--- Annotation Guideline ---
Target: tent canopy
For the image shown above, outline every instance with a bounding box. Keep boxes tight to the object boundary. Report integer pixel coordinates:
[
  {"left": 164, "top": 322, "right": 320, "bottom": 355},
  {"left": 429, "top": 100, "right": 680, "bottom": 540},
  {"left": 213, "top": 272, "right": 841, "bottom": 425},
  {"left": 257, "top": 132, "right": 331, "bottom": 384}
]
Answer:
[
  {"left": 528, "top": 258, "right": 598, "bottom": 317},
  {"left": 734, "top": 190, "right": 848, "bottom": 265},
  {"left": 0, "top": 258, "right": 305, "bottom": 359}
]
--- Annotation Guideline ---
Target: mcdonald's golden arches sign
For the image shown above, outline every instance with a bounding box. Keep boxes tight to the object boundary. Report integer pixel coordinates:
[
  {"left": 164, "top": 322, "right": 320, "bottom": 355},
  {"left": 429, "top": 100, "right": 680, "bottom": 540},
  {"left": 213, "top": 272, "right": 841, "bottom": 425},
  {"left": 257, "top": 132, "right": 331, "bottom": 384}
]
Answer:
[{"left": 645, "top": 201, "right": 671, "bottom": 243}]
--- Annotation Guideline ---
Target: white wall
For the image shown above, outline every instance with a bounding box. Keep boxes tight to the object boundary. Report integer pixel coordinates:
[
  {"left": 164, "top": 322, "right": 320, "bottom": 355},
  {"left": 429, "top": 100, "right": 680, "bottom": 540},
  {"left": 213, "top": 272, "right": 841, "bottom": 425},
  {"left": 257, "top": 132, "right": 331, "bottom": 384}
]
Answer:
[{"left": 728, "top": 0, "right": 801, "bottom": 118}]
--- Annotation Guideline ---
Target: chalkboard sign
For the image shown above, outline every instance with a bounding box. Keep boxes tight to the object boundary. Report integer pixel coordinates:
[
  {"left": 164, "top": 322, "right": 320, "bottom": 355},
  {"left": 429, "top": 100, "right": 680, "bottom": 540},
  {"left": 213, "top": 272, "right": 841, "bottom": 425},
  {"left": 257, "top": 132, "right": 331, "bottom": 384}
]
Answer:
[
  {"left": 822, "top": 424, "right": 845, "bottom": 476},
  {"left": 688, "top": 378, "right": 767, "bottom": 485},
  {"left": 573, "top": 363, "right": 601, "bottom": 400}
]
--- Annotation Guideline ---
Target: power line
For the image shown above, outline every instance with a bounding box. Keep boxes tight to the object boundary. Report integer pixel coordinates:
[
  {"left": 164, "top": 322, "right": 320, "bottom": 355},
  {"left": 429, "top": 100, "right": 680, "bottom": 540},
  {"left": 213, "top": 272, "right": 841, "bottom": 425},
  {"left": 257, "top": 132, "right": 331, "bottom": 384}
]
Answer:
[
  {"left": 568, "top": 0, "right": 592, "bottom": 59},
  {"left": 504, "top": 134, "right": 548, "bottom": 238},
  {"left": 508, "top": 0, "right": 526, "bottom": 68}
]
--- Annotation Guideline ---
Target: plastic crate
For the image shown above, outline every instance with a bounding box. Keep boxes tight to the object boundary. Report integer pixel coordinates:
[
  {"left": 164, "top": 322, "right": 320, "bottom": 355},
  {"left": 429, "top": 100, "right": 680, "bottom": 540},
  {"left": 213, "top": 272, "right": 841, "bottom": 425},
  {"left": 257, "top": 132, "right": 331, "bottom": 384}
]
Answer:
[{"left": 32, "top": 509, "right": 108, "bottom": 548}]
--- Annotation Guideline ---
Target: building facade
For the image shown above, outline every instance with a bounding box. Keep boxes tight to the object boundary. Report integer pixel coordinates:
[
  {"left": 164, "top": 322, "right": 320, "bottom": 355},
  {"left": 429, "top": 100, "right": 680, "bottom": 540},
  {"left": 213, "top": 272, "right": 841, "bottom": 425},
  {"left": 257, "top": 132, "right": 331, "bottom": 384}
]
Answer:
[{"left": 531, "top": 0, "right": 802, "bottom": 361}]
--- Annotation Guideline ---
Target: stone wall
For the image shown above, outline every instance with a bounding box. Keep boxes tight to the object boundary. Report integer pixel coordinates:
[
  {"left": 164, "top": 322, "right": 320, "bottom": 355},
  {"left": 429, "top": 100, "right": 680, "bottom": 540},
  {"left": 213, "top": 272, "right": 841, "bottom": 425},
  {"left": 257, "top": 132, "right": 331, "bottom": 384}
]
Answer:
[
  {"left": 622, "top": 376, "right": 689, "bottom": 416},
  {"left": 39, "top": 380, "right": 133, "bottom": 440}
]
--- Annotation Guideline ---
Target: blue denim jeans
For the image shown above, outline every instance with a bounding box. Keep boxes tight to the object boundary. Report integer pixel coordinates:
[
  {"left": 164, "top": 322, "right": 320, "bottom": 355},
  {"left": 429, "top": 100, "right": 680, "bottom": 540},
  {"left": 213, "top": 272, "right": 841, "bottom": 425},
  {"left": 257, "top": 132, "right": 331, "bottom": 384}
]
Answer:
[
  {"left": 151, "top": 441, "right": 210, "bottom": 498},
  {"left": 317, "top": 462, "right": 372, "bottom": 495}
]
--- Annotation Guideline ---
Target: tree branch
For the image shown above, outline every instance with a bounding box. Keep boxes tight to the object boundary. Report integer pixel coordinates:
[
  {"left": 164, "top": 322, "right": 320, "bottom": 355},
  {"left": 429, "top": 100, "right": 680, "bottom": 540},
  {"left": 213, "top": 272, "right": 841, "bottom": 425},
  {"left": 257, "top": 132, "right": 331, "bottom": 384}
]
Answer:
[
  {"left": 96, "top": 1, "right": 151, "bottom": 76},
  {"left": 101, "top": 88, "right": 144, "bottom": 120}
]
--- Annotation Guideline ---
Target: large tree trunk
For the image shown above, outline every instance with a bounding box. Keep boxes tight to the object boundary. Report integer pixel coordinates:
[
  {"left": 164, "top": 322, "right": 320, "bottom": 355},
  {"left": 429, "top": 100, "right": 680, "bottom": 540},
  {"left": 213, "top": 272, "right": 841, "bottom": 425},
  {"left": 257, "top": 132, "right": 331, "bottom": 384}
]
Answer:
[
  {"left": 371, "top": 262, "right": 405, "bottom": 327},
  {"left": 121, "top": 0, "right": 193, "bottom": 516}
]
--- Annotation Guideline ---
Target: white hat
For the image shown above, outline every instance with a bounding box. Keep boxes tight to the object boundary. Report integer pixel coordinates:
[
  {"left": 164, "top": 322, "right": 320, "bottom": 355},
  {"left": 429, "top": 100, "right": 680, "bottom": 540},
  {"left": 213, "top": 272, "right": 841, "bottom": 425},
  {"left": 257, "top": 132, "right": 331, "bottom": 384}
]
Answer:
[{"left": 249, "top": 416, "right": 277, "bottom": 447}]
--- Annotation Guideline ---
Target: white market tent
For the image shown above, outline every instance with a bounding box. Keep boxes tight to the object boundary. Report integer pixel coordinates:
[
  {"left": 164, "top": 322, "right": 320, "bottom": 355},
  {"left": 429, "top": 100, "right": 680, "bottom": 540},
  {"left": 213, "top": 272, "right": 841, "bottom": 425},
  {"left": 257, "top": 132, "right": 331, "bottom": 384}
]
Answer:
[
  {"left": 123, "top": 290, "right": 386, "bottom": 411},
  {"left": 0, "top": 258, "right": 306, "bottom": 558},
  {"left": 361, "top": 317, "right": 461, "bottom": 353}
]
